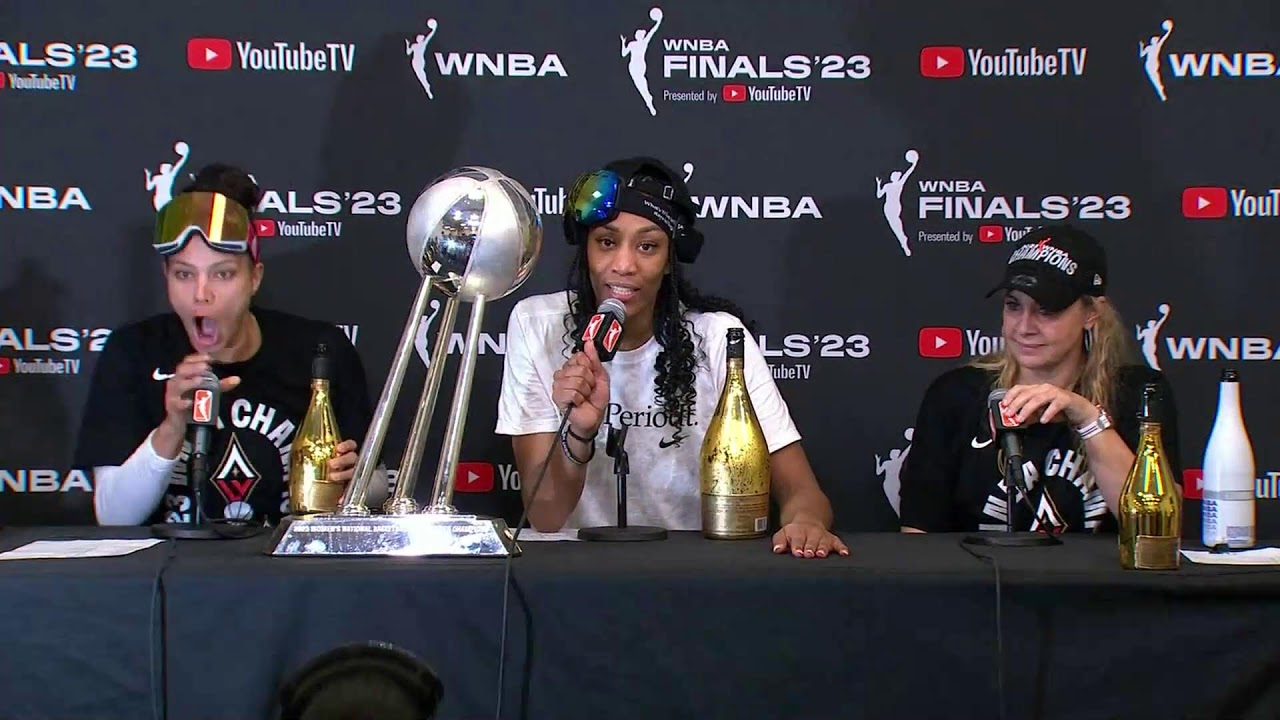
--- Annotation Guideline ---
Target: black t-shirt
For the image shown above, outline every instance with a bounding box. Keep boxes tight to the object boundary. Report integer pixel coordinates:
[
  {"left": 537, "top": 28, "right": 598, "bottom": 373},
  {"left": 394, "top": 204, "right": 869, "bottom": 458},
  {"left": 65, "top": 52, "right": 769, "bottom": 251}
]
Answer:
[
  {"left": 898, "top": 364, "right": 1182, "bottom": 534},
  {"left": 72, "top": 307, "right": 373, "bottom": 525}
]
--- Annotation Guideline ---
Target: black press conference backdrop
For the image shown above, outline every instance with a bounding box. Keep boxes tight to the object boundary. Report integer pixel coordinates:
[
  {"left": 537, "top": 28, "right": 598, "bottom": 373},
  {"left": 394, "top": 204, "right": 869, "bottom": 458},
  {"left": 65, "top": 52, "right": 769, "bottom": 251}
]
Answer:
[{"left": 2, "top": 0, "right": 1278, "bottom": 536}]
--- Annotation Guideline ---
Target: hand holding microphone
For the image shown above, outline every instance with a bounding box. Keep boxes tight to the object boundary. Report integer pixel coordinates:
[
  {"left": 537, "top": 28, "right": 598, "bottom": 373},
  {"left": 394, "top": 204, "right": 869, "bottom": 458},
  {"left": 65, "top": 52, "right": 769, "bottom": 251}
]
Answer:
[
  {"left": 988, "top": 388, "right": 1026, "bottom": 467},
  {"left": 997, "top": 383, "right": 1096, "bottom": 428},
  {"left": 162, "top": 353, "right": 240, "bottom": 436},
  {"left": 554, "top": 335, "right": 611, "bottom": 438},
  {"left": 553, "top": 299, "right": 626, "bottom": 438}
]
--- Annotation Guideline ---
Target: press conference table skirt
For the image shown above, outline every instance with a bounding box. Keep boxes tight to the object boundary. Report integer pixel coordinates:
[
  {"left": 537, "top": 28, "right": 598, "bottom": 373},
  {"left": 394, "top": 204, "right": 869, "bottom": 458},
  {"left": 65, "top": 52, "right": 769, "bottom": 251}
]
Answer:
[{"left": 1, "top": 527, "right": 1278, "bottom": 720}]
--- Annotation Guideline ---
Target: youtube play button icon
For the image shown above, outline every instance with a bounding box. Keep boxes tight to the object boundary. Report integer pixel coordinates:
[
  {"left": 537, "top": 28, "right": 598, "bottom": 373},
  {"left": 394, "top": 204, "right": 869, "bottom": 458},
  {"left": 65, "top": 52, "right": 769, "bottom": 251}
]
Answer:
[
  {"left": 920, "top": 46, "right": 964, "bottom": 78},
  {"left": 721, "top": 83, "right": 747, "bottom": 102},
  {"left": 978, "top": 225, "right": 1004, "bottom": 243},
  {"left": 918, "top": 326, "right": 963, "bottom": 358},
  {"left": 1181, "top": 186, "right": 1228, "bottom": 219},
  {"left": 454, "top": 462, "right": 495, "bottom": 493},
  {"left": 187, "top": 38, "right": 233, "bottom": 71}
]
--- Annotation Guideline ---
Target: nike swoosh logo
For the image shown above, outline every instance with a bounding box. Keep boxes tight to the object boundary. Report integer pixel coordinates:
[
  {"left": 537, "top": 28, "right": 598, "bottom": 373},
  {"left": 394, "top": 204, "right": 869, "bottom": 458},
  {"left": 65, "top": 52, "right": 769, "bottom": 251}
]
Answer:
[
  {"left": 659, "top": 429, "right": 688, "bottom": 449},
  {"left": 971, "top": 437, "right": 993, "bottom": 448},
  {"left": 153, "top": 368, "right": 175, "bottom": 381}
]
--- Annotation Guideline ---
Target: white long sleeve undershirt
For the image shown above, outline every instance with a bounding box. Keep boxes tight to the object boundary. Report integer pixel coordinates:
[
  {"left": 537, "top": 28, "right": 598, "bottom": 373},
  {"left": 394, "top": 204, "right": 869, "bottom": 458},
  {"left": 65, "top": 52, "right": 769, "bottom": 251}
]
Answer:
[
  {"left": 93, "top": 430, "right": 178, "bottom": 526},
  {"left": 92, "top": 430, "right": 390, "bottom": 526}
]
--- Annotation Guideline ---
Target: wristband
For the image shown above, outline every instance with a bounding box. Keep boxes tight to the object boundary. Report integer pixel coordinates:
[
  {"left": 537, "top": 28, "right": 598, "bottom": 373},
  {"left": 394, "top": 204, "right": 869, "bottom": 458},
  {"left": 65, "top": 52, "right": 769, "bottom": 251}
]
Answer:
[
  {"left": 1075, "top": 407, "right": 1113, "bottom": 441},
  {"left": 566, "top": 425, "right": 597, "bottom": 443},
  {"left": 560, "top": 425, "right": 595, "bottom": 465}
]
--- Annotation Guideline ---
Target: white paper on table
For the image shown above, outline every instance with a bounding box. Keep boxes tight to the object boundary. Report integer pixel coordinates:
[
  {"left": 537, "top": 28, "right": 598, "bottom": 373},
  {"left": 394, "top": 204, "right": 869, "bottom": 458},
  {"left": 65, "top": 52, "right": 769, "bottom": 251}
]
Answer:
[
  {"left": 1180, "top": 547, "right": 1280, "bottom": 565},
  {"left": 513, "top": 530, "right": 581, "bottom": 542},
  {"left": 0, "top": 539, "right": 165, "bottom": 560}
]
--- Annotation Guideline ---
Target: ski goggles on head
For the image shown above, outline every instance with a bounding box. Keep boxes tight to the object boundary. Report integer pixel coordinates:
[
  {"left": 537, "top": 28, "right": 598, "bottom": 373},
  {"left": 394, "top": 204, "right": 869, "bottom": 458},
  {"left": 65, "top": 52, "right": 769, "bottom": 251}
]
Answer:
[
  {"left": 568, "top": 169, "right": 624, "bottom": 226},
  {"left": 566, "top": 169, "right": 688, "bottom": 236},
  {"left": 154, "top": 191, "right": 258, "bottom": 261}
]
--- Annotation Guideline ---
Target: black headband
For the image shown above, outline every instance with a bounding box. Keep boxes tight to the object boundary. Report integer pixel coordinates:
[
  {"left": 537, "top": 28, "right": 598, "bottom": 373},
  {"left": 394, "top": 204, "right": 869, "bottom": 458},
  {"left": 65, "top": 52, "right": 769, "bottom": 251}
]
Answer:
[{"left": 614, "top": 190, "right": 683, "bottom": 239}]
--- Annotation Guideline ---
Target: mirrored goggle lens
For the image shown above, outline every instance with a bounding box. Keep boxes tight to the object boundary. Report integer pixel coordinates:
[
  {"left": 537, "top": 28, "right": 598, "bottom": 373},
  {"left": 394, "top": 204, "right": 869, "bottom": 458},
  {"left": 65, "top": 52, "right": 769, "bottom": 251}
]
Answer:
[
  {"left": 568, "top": 170, "right": 621, "bottom": 226},
  {"left": 153, "top": 191, "right": 252, "bottom": 255}
]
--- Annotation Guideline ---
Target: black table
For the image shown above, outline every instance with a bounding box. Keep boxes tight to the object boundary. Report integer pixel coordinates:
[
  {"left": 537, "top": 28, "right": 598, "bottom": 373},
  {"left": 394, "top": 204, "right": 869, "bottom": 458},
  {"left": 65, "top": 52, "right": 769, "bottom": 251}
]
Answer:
[
  {"left": 0, "top": 526, "right": 170, "bottom": 720},
  {"left": 2, "top": 527, "right": 1279, "bottom": 720}
]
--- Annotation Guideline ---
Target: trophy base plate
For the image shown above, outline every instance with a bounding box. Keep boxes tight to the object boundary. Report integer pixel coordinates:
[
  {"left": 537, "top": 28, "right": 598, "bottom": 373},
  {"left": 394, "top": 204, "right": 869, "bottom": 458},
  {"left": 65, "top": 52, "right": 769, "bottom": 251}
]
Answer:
[{"left": 266, "top": 512, "right": 521, "bottom": 557}]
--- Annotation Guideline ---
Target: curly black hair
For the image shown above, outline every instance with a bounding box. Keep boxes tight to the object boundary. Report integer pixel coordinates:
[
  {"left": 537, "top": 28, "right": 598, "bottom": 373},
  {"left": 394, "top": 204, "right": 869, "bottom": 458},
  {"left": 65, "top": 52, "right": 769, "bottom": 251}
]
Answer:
[
  {"left": 178, "top": 163, "right": 262, "bottom": 215},
  {"left": 560, "top": 244, "right": 758, "bottom": 433}
]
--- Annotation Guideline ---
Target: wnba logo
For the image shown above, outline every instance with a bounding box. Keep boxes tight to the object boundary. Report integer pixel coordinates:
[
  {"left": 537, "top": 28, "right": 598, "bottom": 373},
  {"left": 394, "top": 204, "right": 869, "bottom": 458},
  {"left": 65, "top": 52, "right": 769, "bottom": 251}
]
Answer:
[{"left": 192, "top": 389, "right": 214, "bottom": 423}]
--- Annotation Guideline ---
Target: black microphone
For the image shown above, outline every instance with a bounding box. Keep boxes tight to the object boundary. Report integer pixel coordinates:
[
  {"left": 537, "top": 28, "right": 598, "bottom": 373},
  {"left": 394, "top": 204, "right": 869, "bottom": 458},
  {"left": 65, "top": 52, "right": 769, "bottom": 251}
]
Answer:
[
  {"left": 962, "top": 391, "right": 1062, "bottom": 547},
  {"left": 573, "top": 298, "right": 627, "bottom": 362},
  {"left": 987, "top": 388, "right": 1045, "bottom": 526},
  {"left": 188, "top": 370, "right": 221, "bottom": 525},
  {"left": 987, "top": 388, "right": 1025, "bottom": 470}
]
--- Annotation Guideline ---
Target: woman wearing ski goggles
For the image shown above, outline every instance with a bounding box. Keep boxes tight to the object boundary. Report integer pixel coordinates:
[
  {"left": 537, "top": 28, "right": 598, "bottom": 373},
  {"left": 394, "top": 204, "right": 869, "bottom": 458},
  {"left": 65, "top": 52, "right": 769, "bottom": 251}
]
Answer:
[
  {"left": 564, "top": 168, "right": 702, "bottom": 264},
  {"left": 495, "top": 156, "right": 846, "bottom": 559},
  {"left": 74, "top": 162, "right": 387, "bottom": 529}
]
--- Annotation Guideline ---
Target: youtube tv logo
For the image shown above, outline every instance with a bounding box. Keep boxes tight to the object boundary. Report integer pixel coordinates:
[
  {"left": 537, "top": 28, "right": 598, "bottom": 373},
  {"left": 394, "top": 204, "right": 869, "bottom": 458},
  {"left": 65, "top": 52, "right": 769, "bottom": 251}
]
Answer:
[
  {"left": 187, "top": 38, "right": 233, "bottom": 71},
  {"left": 721, "top": 84, "right": 747, "bottom": 102},
  {"left": 254, "top": 219, "right": 276, "bottom": 237},
  {"left": 978, "top": 225, "right": 1004, "bottom": 243},
  {"left": 918, "top": 327, "right": 962, "bottom": 358},
  {"left": 0, "top": 358, "right": 11, "bottom": 375},
  {"left": 1181, "top": 186, "right": 1228, "bottom": 219},
  {"left": 920, "top": 46, "right": 964, "bottom": 78},
  {"left": 455, "top": 462, "right": 495, "bottom": 493}
]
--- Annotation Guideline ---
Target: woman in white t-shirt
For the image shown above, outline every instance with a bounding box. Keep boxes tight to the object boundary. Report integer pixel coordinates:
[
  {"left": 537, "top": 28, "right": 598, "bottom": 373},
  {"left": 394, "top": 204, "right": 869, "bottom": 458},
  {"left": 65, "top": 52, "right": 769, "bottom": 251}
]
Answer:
[{"left": 495, "top": 157, "right": 847, "bottom": 558}]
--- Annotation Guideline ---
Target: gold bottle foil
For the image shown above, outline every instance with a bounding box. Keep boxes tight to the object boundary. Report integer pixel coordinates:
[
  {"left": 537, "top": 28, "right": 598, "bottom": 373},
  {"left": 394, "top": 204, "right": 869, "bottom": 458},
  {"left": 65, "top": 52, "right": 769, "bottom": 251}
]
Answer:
[{"left": 700, "top": 328, "right": 771, "bottom": 539}]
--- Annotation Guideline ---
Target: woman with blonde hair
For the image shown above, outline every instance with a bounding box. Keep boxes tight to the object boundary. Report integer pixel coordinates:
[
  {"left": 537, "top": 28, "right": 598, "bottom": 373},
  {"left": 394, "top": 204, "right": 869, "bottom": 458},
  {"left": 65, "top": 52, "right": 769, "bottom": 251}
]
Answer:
[{"left": 898, "top": 225, "right": 1181, "bottom": 534}]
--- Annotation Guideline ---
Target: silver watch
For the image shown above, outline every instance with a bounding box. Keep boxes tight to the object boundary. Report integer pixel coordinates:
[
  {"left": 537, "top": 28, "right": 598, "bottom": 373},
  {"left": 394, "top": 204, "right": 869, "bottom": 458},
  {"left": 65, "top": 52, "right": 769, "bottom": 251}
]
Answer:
[{"left": 1075, "top": 407, "right": 1112, "bottom": 440}]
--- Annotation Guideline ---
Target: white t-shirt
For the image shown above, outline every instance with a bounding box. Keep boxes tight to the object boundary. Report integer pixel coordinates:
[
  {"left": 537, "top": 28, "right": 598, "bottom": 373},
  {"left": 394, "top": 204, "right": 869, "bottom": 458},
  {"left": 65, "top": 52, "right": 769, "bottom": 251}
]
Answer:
[{"left": 495, "top": 291, "right": 801, "bottom": 531}]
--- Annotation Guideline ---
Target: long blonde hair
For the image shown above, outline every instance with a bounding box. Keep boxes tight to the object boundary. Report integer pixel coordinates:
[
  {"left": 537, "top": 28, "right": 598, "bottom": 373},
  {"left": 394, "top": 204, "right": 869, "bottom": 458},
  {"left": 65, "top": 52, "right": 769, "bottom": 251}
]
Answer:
[{"left": 969, "top": 297, "right": 1138, "bottom": 416}]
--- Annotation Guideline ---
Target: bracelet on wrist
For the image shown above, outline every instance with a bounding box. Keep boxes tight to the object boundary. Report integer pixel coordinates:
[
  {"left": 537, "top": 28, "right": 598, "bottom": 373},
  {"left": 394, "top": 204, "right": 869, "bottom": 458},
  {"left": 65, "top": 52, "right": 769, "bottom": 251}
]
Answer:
[
  {"left": 566, "top": 425, "right": 598, "bottom": 443},
  {"left": 560, "top": 425, "right": 595, "bottom": 465},
  {"left": 1075, "top": 406, "right": 1113, "bottom": 441}
]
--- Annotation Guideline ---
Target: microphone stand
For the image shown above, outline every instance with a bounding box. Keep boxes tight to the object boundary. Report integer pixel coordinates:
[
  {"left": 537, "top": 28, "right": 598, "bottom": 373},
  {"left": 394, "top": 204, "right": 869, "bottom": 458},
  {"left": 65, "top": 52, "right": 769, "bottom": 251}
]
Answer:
[
  {"left": 152, "top": 425, "right": 223, "bottom": 540},
  {"left": 578, "top": 425, "right": 668, "bottom": 542},
  {"left": 963, "top": 452, "right": 1061, "bottom": 548},
  {"left": 151, "top": 425, "right": 262, "bottom": 540}
]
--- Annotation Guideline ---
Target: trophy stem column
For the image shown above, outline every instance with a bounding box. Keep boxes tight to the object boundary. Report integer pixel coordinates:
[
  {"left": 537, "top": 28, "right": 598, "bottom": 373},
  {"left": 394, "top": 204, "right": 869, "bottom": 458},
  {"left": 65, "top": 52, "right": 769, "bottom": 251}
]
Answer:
[
  {"left": 385, "top": 295, "right": 461, "bottom": 515},
  {"left": 339, "top": 274, "right": 439, "bottom": 515},
  {"left": 425, "top": 293, "right": 488, "bottom": 513}
]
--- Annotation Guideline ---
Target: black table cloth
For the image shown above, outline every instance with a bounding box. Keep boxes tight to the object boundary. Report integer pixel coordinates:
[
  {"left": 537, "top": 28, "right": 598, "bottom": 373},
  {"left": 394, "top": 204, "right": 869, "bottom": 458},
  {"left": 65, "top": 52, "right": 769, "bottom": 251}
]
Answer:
[
  {"left": 0, "top": 527, "right": 170, "bottom": 720},
  {"left": 2, "top": 526, "right": 1279, "bottom": 720}
]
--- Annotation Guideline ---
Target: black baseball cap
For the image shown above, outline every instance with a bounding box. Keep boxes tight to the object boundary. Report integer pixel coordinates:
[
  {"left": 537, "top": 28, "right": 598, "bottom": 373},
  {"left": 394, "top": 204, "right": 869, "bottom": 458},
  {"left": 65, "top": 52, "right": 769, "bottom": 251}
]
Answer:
[{"left": 984, "top": 224, "right": 1107, "bottom": 312}]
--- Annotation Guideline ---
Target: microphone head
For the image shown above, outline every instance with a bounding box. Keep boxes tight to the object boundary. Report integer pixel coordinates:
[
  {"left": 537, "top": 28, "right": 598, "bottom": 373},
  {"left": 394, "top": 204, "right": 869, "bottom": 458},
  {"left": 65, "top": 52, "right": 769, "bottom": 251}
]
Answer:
[
  {"left": 987, "top": 388, "right": 1022, "bottom": 432},
  {"left": 598, "top": 298, "right": 626, "bottom": 323},
  {"left": 190, "top": 370, "right": 221, "bottom": 427},
  {"left": 577, "top": 298, "right": 627, "bottom": 361}
]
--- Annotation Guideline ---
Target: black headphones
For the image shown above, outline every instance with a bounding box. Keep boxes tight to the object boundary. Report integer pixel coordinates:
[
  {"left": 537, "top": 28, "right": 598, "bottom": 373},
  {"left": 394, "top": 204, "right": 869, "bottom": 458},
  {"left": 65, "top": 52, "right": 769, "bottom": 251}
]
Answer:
[{"left": 562, "top": 158, "right": 705, "bottom": 264}]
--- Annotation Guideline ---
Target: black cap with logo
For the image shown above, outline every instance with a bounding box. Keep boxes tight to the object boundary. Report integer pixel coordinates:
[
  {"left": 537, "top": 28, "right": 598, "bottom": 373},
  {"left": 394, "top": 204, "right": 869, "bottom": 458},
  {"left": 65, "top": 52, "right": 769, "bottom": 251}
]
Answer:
[{"left": 984, "top": 224, "right": 1108, "bottom": 312}]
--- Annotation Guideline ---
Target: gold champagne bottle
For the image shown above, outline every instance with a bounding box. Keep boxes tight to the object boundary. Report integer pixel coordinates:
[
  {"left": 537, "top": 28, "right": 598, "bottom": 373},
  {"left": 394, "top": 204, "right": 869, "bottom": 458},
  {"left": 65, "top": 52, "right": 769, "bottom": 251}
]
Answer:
[
  {"left": 1119, "top": 382, "right": 1182, "bottom": 570},
  {"left": 700, "top": 327, "right": 771, "bottom": 539},
  {"left": 288, "top": 343, "right": 344, "bottom": 515}
]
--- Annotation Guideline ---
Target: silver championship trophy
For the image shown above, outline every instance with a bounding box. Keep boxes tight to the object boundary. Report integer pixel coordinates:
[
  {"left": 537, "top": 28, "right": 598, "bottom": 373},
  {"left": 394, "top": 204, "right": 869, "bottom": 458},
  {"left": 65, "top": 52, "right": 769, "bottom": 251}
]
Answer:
[{"left": 268, "top": 167, "right": 542, "bottom": 557}]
